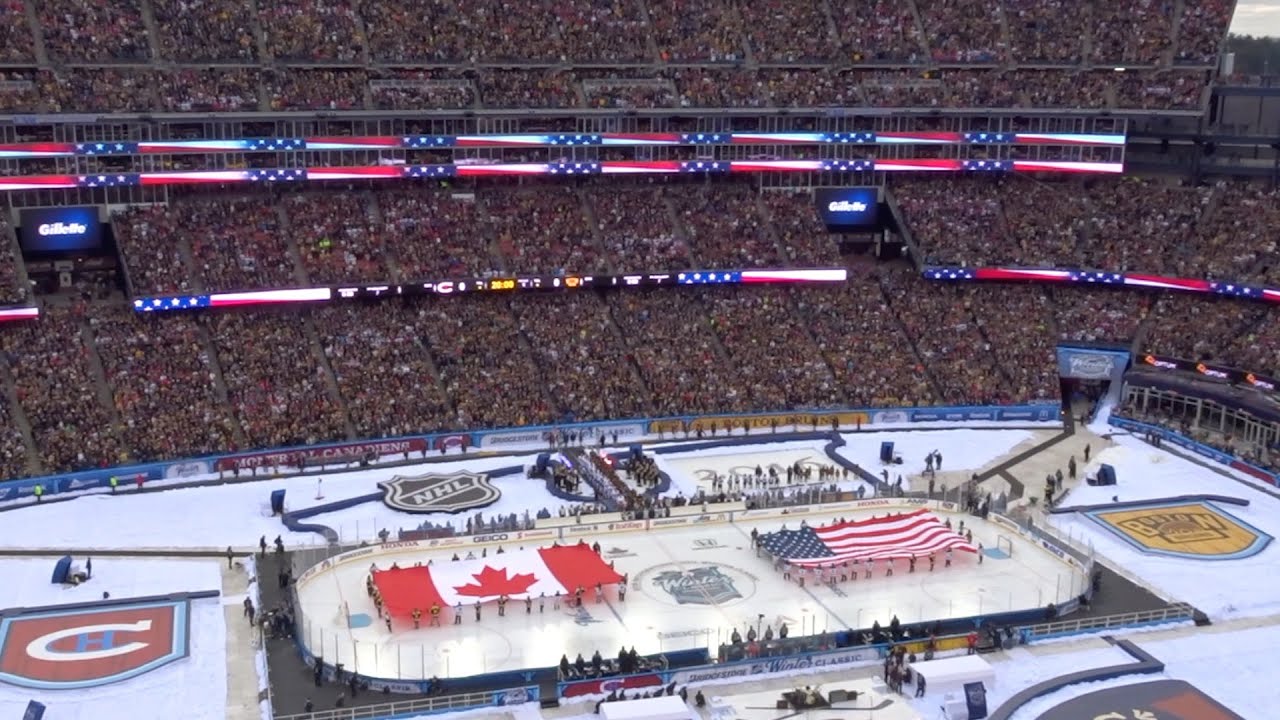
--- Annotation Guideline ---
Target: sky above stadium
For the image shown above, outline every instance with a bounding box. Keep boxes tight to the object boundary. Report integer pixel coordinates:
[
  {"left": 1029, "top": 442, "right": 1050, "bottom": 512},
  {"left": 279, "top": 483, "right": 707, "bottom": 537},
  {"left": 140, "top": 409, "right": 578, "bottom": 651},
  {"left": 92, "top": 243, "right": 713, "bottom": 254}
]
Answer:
[{"left": 1232, "top": 0, "right": 1280, "bottom": 37}]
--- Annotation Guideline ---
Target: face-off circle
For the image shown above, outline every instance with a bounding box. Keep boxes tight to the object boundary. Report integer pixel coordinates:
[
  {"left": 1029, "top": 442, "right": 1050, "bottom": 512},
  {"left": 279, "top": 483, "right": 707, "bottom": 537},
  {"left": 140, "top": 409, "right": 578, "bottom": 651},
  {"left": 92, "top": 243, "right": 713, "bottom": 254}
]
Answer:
[{"left": 633, "top": 562, "right": 758, "bottom": 607}]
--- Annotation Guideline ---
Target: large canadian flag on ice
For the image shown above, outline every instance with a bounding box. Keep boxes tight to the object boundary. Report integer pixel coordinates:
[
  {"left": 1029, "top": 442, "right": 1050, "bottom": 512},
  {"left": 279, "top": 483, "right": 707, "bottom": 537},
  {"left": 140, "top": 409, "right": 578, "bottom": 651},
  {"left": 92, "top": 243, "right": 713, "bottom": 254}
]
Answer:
[{"left": 372, "top": 544, "right": 624, "bottom": 618}]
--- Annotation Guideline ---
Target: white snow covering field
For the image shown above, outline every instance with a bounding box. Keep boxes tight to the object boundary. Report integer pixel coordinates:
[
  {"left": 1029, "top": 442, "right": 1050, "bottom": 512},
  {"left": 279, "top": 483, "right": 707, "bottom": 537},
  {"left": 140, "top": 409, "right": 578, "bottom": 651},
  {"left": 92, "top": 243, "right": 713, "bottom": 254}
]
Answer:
[
  {"left": 833, "top": 429, "right": 1038, "bottom": 487},
  {"left": 1000, "top": 625, "right": 1280, "bottom": 720},
  {"left": 0, "top": 454, "right": 546, "bottom": 550},
  {"left": 2, "top": 421, "right": 1278, "bottom": 720},
  {"left": 651, "top": 430, "right": 1037, "bottom": 496},
  {"left": 1050, "top": 435, "right": 1280, "bottom": 619},
  {"left": 0, "top": 558, "right": 227, "bottom": 720}
]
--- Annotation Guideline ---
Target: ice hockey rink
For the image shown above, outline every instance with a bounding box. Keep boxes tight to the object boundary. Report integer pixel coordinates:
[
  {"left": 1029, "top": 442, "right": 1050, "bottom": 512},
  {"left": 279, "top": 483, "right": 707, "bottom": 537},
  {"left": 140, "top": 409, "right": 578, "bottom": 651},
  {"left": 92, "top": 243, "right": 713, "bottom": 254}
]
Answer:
[{"left": 294, "top": 506, "right": 1086, "bottom": 681}]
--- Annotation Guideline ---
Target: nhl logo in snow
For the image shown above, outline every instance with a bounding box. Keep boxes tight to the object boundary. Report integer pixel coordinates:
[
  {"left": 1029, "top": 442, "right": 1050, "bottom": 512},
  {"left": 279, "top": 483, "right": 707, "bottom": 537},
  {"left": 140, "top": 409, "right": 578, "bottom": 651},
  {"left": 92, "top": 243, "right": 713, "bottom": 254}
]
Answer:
[
  {"left": 639, "top": 563, "right": 756, "bottom": 606},
  {"left": 378, "top": 471, "right": 501, "bottom": 514}
]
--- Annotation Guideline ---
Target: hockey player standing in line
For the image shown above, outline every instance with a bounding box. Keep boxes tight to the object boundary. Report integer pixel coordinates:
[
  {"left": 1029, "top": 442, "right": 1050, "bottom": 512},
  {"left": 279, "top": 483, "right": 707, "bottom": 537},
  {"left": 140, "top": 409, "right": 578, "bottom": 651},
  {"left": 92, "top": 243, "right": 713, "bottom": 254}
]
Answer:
[
  {"left": 454, "top": 602, "right": 462, "bottom": 624},
  {"left": 412, "top": 608, "right": 422, "bottom": 629}
]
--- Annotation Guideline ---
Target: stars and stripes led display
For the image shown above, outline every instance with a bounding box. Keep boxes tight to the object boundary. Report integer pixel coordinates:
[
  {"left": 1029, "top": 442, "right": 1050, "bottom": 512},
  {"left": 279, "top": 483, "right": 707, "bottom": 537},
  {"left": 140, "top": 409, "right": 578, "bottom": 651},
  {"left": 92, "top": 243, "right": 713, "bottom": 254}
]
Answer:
[
  {"left": 132, "top": 268, "right": 848, "bottom": 314},
  {"left": 0, "top": 131, "right": 1126, "bottom": 158},
  {"left": 0, "top": 158, "right": 1125, "bottom": 193},
  {"left": 923, "top": 266, "right": 1280, "bottom": 305}
]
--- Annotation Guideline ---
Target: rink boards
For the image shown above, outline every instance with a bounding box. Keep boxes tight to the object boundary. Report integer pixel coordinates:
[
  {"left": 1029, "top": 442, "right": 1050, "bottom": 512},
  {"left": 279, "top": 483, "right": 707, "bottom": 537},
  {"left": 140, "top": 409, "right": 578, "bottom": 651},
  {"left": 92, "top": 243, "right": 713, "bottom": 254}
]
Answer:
[{"left": 293, "top": 498, "right": 1091, "bottom": 686}]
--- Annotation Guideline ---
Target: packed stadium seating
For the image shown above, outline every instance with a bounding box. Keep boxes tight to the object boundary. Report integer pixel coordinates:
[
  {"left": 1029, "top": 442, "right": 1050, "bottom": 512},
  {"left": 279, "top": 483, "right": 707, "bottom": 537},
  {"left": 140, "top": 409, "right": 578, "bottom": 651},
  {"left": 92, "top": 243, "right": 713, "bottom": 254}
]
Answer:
[
  {"left": 0, "top": 66, "right": 1214, "bottom": 113},
  {"left": 0, "top": 305, "right": 129, "bottom": 474},
  {"left": 895, "top": 176, "right": 1215, "bottom": 275},
  {"left": 0, "top": 0, "right": 1230, "bottom": 114},
  {"left": 0, "top": 218, "right": 27, "bottom": 306},
  {"left": 5, "top": 167, "right": 1280, "bottom": 480},
  {"left": 0, "top": 0, "right": 1266, "bottom": 483},
  {"left": 88, "top": 307, "right": 242, "bottom": 463}
]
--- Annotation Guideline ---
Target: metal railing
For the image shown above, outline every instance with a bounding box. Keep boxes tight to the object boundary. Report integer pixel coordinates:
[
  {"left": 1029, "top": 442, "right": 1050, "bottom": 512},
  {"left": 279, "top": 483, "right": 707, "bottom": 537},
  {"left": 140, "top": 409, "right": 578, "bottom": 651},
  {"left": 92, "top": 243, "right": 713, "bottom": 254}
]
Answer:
[
  {"left": 274, "top": 689, "right": 496, "bottom": 720},
  {"left": 1021, "top": 602, "right": 1196, "bottom": 640}
]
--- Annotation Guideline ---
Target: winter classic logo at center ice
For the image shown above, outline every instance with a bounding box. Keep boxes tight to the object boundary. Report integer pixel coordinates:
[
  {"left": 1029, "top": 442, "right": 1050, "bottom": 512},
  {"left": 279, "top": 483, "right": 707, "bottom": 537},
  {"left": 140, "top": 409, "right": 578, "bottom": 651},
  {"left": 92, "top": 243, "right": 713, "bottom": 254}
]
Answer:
[
  {"left": 378, "top": 470, "right": 501, "bottom": 514},
  {"left": 637, "top": 563, "right": 757, "bottom": 606},
  {"left": 1085, "top": 501, "right": 1272, "bottom": 560},
  {"left": 0, "top": 599, "right": 190, "bottom": 690}
]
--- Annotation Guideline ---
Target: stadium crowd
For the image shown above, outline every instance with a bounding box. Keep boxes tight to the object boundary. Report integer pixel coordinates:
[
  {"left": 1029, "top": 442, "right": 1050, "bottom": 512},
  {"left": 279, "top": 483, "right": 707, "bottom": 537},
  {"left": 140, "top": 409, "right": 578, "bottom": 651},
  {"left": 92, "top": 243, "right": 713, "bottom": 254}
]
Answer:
[
  {"left": 895, "top": 176, "right": 1216, "bottom": 275},
  {"left": 4, "top": 172, "right": 1279, "bottom": 481},
  {"left": 4, "top": 0, "right": 1227, "bottom": 73},
  {"left": 0, "top": 0, "right": 1231, "bottom": 116},
  {"left": 0, "top": 67, "right": 1214, "bottom": 114}
]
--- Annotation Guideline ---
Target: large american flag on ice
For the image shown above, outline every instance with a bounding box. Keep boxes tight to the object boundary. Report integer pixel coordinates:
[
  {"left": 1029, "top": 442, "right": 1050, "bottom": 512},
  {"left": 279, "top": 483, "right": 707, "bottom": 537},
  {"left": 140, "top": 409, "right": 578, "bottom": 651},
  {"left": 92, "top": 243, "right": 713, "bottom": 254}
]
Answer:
[{"left": 760, "top": 509, "right": 978, "bottom": 567}]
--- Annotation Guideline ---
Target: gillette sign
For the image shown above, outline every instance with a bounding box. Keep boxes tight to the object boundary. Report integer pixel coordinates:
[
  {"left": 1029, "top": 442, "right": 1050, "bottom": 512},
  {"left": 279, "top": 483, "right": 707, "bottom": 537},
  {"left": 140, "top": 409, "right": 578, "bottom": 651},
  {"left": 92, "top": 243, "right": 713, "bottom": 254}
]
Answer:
[
  {"left": 814, "top": 188, "right": 879, "bottom": 231},
  {"left": 828, "top": 199, "right": 869, "bottom": 213},
  {"left": 38, "top": 221, "right": 88, "bottom": 236},
  {"left": 20, "top": 206, "right": 102, "bottom": 252}
]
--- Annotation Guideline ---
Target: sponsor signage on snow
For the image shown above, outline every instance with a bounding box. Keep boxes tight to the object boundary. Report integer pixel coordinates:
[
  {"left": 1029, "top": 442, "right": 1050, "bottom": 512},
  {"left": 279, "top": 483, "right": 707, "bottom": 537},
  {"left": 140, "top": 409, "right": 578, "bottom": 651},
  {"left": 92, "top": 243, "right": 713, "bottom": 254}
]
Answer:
[
  {"left": 560, "top": 672, "right": 665, "bottom": 698},
  {"left": 479, "top": 423, "right": 643, "bottom": 449},
  {"left": 494, "top": 687, "right": 539, "bottom": 706},
  {"left": 650, "top": 411, "right": 870, "bottom": 436},
  {"left": 669, "top": 646, "right": 878, "bottom": 685},
  {"left": 565, "top": 524, "right": 602, "bottom": 536},
  {"left": 608, "top": 520, "right": 647, "bottom": 531},
  {"left": 908, "top": 405, "right": 1057, "bottom": 423},
  {"left": 873, "top": 410, "right": 910, "bottom": 424},
  {"left": 1056, "top": 346, "right": 1128, "bottom": 381},
  {"left": 378, "top": 471, "right": 501, "bottom": 514},
  {"left": 214, "top": 438, "right": 428, "bottom": 472},
  {"left": 480, "top": 430, "right": 548, "bottom": 447},
  {"left": 432, "top": 434, "right": 472, "bottom": 452},
  {"left": 163, "top": 461, "right": 208, "bottom": 479}
]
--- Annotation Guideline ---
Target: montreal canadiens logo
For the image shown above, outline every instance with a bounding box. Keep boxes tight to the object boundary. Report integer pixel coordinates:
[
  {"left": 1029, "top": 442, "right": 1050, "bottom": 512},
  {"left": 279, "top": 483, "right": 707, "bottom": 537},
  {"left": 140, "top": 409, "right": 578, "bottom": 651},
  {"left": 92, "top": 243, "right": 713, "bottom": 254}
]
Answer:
[{"left": 0, "top": 600, "right": 190, "bottom": 689}]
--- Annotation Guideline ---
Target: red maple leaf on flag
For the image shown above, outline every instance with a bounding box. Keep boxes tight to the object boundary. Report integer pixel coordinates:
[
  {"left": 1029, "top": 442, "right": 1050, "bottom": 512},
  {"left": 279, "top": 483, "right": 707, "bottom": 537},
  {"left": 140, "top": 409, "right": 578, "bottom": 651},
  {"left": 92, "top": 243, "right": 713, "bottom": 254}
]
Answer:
[{"left": 453, "top": 565, "right": 538, "bottom": 597}]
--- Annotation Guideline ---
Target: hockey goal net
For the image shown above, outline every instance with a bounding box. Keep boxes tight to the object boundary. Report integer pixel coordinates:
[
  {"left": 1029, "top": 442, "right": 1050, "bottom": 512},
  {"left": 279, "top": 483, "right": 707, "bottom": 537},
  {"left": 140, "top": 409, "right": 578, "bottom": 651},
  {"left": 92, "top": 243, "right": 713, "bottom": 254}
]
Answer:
[{"left": 995, "top": 535, "right": 1014, "bottom": 558}]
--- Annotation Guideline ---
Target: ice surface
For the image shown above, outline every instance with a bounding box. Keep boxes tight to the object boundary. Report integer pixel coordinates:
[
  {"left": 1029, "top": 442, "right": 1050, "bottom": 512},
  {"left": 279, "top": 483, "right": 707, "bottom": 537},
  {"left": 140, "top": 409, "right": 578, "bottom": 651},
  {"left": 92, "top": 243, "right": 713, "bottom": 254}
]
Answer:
[{"left": 295, "top": 509, "right": 1080, "bottom": 680}]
